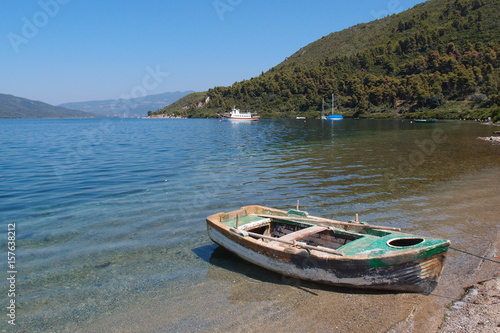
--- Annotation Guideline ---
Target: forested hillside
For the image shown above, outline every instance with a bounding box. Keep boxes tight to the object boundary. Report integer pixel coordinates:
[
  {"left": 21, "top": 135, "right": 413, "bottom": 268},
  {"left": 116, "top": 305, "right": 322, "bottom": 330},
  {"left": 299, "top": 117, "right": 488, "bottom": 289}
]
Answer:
[{"left": 156, "top": 0, "right": 500, "bottom": 120}]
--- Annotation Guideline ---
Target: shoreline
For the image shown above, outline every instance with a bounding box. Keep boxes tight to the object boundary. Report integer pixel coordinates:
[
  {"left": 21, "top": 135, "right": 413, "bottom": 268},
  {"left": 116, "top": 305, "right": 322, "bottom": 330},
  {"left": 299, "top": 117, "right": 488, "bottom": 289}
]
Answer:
[
  {"left": 439, "top": 228, "right": 500, "bottom": 332},
  {"left": 439, "top": 275, "right": 500, "bottom": 332},
  {"left": 438, "top": 240, "right": 500, "bottom": 333}
]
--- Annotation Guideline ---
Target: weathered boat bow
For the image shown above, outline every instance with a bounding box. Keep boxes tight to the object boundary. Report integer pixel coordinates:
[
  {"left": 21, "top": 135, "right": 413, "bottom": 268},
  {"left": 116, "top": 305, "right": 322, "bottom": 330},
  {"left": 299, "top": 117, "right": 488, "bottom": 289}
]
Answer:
[{"left": 206, "top": 205, "right": 450, "bottom": 294}]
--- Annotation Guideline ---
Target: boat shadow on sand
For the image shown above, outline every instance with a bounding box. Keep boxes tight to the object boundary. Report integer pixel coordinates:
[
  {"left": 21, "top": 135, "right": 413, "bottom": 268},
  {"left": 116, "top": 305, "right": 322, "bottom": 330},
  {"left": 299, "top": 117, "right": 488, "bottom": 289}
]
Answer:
[{"left": 192, "top": 244, "right": 395, "bottom": 296}]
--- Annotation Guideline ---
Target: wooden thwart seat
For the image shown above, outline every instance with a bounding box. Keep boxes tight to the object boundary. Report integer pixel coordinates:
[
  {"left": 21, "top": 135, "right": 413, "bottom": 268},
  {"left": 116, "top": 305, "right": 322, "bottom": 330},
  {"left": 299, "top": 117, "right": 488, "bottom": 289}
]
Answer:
[
  {"left": 279, "top": 225, "right": 329, "bottom": 242},
  {"left": 238, "top": 218, "right": 271, "bottom": 230}
]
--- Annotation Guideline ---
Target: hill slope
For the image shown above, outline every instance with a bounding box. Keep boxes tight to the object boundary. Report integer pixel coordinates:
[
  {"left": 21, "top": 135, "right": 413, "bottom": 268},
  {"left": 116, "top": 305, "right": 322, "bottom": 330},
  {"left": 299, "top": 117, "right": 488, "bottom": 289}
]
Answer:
[
  {"left": 0, "top": 94, "right": 99, "bottom": 119},
  {"left": 157, "top": 0, "right": 500, "bottom": 120},
  {"left": 59, "top": 91, "right": 194, "bottom": 117}
]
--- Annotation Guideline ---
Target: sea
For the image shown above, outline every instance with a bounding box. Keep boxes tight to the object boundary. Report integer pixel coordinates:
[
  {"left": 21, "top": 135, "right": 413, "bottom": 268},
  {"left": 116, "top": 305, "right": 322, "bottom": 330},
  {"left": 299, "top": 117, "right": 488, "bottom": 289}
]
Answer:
[{"left": 1, "top": 118, "right": 499, "bottom": 332}]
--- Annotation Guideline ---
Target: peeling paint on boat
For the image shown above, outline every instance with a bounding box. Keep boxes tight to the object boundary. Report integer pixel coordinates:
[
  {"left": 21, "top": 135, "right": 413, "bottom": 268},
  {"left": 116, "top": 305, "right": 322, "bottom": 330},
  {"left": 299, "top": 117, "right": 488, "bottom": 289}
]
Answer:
[{"left": 206, "top": 205, "right": 450, "bottom": 294}]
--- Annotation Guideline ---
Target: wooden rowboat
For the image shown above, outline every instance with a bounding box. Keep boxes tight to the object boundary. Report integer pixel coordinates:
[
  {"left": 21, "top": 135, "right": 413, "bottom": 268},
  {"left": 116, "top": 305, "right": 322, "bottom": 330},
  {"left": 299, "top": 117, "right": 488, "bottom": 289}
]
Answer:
[{"left": 206, "top": 205, "right": 450, "bottom": 294}]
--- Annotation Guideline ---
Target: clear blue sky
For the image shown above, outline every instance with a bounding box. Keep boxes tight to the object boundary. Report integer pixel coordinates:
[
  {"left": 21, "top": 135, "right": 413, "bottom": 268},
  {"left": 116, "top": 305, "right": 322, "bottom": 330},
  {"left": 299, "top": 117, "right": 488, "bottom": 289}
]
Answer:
[{"left": 1, "top": 0, "right": 426, "bottom": 105}]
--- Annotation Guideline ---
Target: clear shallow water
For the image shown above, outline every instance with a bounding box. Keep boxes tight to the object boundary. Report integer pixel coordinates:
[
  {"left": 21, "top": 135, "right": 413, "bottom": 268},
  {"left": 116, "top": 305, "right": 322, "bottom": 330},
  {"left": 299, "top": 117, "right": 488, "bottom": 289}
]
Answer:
[{"left": 0, "top": 118, "right": 499, "bottom": 332}]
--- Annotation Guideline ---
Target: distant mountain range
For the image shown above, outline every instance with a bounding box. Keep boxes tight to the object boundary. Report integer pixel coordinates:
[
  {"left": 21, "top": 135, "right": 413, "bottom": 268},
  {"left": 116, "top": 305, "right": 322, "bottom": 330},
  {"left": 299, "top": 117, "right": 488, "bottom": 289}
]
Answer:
[
  {"left": 0, "top": 91, "right": 194, "bottom": 119},
  {"left": 0, "top": 94, "right": 99, "bottom": 119},
  {"left": 58, "top": 91, "right": 194, "bottom": 117}
]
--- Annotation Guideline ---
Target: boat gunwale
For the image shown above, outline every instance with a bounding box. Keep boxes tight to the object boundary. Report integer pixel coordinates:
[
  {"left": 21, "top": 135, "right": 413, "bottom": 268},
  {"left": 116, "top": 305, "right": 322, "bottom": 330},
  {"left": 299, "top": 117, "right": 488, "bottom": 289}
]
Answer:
[{"left": 206, "top": 205, "right": 450, "bottom": 262}]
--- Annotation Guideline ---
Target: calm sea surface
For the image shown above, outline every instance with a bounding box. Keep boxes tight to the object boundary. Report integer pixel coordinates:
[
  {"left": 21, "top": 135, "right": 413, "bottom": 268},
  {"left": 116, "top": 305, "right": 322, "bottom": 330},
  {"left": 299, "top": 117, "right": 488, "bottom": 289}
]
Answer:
[{"left": 1, "top": 118, "right": 499, "bottom": 332}]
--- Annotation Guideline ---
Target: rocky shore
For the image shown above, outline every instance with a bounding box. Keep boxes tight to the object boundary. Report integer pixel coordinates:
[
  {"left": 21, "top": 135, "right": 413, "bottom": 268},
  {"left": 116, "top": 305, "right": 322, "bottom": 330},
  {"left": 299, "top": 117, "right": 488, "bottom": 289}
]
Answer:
[
  {"left": 438, "top": 228, "right": 500, "bottom": 333},
  {"left": 439, "top": 276, "right": 500, "bottom": 332}
]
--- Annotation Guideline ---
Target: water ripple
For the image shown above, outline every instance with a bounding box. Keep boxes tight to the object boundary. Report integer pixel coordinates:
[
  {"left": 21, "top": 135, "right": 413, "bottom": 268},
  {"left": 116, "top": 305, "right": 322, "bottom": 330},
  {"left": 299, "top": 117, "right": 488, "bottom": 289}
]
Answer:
[{"left": 1, "top": 118, "right": 499, "bottom": 331}]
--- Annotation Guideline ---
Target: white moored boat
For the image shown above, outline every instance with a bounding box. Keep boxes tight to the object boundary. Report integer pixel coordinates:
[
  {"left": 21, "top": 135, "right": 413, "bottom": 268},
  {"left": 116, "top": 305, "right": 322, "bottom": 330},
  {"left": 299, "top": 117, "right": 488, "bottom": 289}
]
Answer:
[{"left": 219, "top": 107, "right": 260, "bottom": 121}]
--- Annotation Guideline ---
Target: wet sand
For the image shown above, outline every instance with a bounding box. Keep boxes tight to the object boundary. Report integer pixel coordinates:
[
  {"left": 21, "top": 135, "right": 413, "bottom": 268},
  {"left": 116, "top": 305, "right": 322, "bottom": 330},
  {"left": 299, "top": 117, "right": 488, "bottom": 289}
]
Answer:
[{"left": 83, "top": 168, "right": 500, "bottom": 333}]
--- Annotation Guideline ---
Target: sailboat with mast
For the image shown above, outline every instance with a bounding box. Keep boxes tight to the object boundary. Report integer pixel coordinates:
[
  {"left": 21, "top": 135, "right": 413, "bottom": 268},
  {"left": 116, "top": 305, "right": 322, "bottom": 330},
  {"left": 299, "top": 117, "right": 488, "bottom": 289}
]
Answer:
[{"left": 326, "top": 94, "right": 343, "bottom": 120}]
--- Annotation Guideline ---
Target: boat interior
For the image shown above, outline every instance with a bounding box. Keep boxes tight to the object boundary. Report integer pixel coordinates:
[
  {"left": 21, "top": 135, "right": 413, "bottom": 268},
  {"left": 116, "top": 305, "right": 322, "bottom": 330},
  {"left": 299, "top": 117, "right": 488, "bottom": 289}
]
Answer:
[
  {"left": 235, "top": 217, "right": 371, "bottom": 251},
  {"left": 211, "top": 207, "right": 430, "bottom": 255}
]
